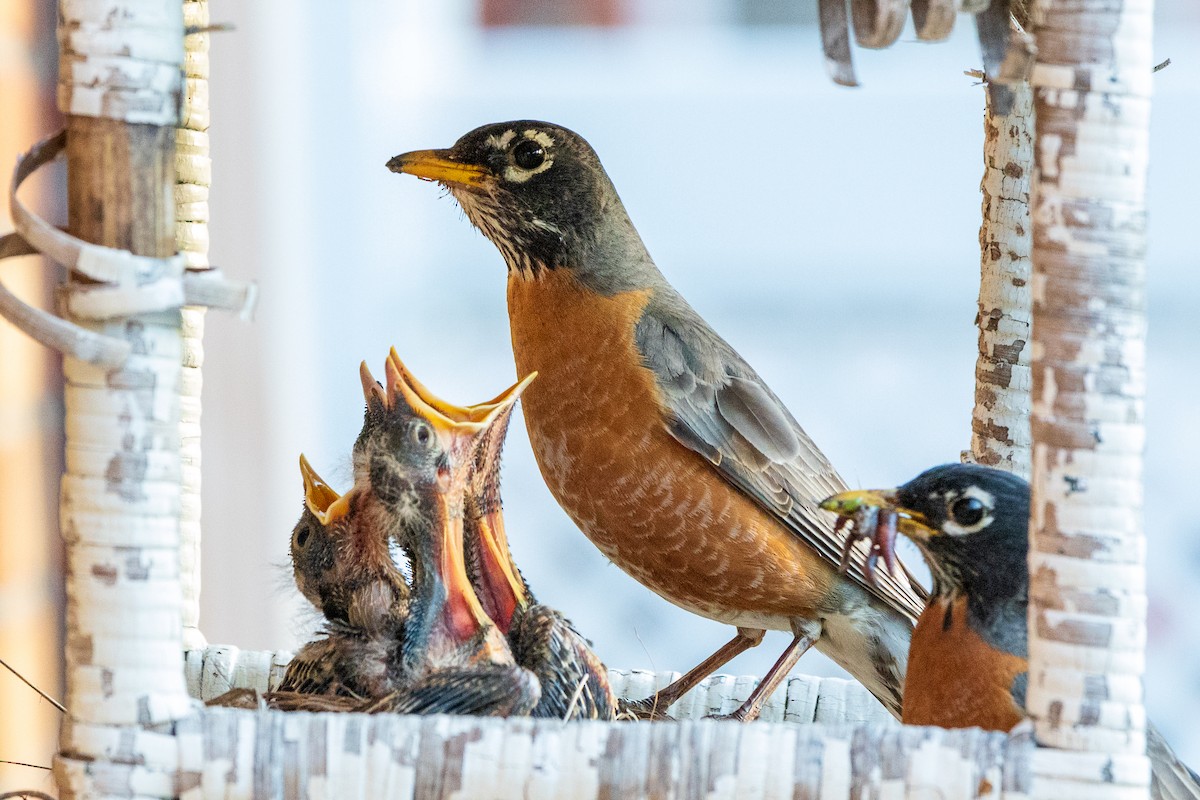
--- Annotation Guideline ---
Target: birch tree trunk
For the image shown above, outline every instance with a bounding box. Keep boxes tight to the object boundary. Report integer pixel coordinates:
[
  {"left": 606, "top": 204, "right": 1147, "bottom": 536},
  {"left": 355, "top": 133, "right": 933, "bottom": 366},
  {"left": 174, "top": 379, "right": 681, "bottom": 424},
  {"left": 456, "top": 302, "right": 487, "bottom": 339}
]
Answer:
[
  {"left": 969, "top": 78, "right": 1034, "bottom": 478},
  {"left": 54, "top": 2, "right": 194, "bottom": 797},
  {"left": 178, "top": 0, "right": 211, "bottom": 650},
  {"left": 1026, "top": 0, "right": 1154, "bottom": 795}
]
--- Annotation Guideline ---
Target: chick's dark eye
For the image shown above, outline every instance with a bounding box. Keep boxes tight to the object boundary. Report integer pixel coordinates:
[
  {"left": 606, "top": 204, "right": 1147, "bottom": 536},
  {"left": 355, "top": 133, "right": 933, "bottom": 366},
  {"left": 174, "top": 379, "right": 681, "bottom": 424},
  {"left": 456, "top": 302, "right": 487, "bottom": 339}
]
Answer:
[
  {"left": 512, "top": 139, "right": 545, "bottom": 170},
  {"left": 950, "top": 496, "right": 986, "bottom": 527},
  {"left": 410, "top": 421, "right": 433, "bottom": 448},
  {"left": 295, "top": 525, "right": 310, "bottom": 548}
]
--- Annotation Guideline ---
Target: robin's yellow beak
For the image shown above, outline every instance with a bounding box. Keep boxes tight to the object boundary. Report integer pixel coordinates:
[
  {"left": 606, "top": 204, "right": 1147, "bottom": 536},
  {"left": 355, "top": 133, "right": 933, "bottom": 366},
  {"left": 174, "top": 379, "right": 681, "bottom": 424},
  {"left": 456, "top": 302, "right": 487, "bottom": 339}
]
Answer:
[
  {"left": 386, "top": 149, "right": 490, "bottom": 188},
  {"left": 299, "top": 454, "right": 351, "bottom": 526},
  {"left": 820, "top": 488, "right": 936, "bottom": 539}
]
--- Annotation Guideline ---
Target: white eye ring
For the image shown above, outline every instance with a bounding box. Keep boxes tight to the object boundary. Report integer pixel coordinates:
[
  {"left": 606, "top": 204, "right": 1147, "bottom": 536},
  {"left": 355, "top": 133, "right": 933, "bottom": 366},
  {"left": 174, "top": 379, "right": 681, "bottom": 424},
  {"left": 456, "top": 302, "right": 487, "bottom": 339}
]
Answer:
[
  {"left": 502, "top": 131, "right": 556, "bottom": 183},
  {"left": 941, "top": 486, "right": 994, "bottom": 536}
]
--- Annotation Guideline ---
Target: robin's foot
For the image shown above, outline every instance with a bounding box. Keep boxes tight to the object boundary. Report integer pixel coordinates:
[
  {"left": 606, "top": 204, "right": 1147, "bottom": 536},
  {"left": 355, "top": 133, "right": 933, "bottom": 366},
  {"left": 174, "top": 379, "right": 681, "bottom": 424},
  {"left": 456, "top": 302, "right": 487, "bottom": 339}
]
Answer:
[
  {"left": 704, "top": 708, "right": 754, "bottom": 722},
  {"left": 617, "top": 695, "right": 676, "bottom": 721}
]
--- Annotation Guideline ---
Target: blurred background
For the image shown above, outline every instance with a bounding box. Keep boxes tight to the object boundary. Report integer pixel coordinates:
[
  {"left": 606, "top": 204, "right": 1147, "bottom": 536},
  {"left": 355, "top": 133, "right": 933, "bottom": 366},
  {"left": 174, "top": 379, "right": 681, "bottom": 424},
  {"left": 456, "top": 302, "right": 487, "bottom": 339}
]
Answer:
[{"left": 2, "top": 0, "right": 1197, "bottom": 792}]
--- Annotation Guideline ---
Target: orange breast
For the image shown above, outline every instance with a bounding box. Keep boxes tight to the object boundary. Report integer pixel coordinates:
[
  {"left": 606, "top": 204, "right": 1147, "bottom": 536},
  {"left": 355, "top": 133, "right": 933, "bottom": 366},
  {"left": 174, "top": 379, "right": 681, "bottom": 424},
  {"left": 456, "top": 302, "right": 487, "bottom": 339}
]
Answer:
[
  {"left": 507, "top": 270, "right": 834, "bottom": 625},
  {"left": 903, "top": 596, "right": 1027, "bottom": 731}
]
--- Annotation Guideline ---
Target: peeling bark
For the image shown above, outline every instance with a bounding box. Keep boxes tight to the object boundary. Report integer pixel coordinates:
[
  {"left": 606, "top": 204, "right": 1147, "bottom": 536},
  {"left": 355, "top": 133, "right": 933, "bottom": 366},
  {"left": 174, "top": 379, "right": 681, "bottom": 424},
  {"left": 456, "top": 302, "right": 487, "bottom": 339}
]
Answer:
[
  {"left": 969, "top": 79, "right": 1034, "bottom": 479},
  {"left": 1026, "top": 0, "right": 1154, "bottom": 795}
]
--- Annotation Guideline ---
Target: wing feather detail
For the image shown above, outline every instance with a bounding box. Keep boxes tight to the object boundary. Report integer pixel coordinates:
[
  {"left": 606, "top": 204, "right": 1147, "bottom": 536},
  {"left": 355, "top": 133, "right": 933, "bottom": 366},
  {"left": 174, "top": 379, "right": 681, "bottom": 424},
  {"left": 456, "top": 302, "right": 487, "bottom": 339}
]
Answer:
[{"left": 635, "top": 300, "right": 927, "bottom": 620}]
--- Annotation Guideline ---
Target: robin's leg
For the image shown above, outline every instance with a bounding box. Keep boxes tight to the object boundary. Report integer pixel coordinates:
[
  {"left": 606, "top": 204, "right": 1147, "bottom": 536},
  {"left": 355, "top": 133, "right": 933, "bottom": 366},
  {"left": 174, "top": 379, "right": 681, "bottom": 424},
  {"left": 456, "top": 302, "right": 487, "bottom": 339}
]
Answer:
[
  {"left": 713, "top": 620, "right": 821, "bottom": 722},
  {"left": 621, "top": 627, "right": 765, "bottom": 720}
]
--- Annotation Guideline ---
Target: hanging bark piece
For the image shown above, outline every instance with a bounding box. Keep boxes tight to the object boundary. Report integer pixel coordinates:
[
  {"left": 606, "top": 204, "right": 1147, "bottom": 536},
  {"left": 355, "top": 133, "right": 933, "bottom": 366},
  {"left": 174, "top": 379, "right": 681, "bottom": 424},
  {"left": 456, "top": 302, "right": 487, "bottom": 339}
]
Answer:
[
  {"left": 911, "top": 0, "right": 961, "bottom": 42},
  {"left": 968, "top": 79, "right": 1033, "bottom": 478},
  {"left": 851, "top": 0, "right": 910, "bottom": 49},
  {"left": 819, "top": 0, "right": 859, "bottom": 87},
  {"left": 975, "top": 0, "right": 1017, "bottom": 113},
  {"left": 1026, "top": 0, "right": 1155, "bottom": 793}
]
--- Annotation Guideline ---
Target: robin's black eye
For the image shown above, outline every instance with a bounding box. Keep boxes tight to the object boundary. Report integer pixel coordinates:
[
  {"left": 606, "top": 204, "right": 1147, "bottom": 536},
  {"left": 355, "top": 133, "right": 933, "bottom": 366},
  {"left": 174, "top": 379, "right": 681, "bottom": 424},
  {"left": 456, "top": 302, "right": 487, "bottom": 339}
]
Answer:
[
  {"left": 410, "top": 421, "right": 434, "bottom": 449},
  {"left": 295, "top": 525, "right": 310, "bottom": 549},
  {"left": 949, "top": 496, "right": 986, "bottom": 527},
  {"left": 512, "top": 140, "right": 545, "bottom": 170}
]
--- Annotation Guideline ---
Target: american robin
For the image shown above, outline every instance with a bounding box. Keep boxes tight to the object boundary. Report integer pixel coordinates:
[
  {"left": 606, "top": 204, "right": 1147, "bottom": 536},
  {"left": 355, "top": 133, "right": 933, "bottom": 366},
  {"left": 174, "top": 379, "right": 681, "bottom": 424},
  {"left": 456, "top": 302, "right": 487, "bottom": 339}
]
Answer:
[
  {"left": 821, "top": 464, "right": 1200, "bottom": 800},
  {"left": 387, "top": 121, "right": 926, "bottom": 720},
  {"left": 353, "top": 357, "right": 541, "bottom": 716},
  {"left": 387, "top": 348, "right": 617, "bottom": 720}
]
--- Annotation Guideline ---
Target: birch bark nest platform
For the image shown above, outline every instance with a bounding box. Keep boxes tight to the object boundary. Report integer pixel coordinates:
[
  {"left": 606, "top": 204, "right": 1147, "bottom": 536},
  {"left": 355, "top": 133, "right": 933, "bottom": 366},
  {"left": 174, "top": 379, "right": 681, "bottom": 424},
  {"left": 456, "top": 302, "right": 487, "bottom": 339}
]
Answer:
[{"left": 59, "top": 647, "right": 1031, "bottom": 799}]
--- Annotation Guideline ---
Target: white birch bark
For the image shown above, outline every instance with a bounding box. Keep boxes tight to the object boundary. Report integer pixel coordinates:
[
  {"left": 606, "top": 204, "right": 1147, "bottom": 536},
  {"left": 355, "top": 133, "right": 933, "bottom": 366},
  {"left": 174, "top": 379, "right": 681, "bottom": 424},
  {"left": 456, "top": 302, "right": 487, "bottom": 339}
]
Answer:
[
  {"left": 968, "top": 79, "right": 1034, "bottom": 479},
  {"left": 178, "top": 0, "right": 211, "bottom": 650},
  {"left": 172, "top": 709, "right": 1030, "bottom": 799},
  {"left": 54, "top": 2, "right": 194, "bottom": 798},
  {"left": 1026, "top": 0, "right": 1155, "bottom": 796}
]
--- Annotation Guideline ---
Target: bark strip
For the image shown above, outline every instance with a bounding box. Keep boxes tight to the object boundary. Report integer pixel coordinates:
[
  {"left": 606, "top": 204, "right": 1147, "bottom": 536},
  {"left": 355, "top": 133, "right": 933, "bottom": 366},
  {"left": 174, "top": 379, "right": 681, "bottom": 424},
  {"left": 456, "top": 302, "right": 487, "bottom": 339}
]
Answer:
[
  {"left": 968, "top": 79, "right": 1033, "bottom": 478},
  {"left": 1026, "top": 0, "right": 1155, "bottom": 794}
]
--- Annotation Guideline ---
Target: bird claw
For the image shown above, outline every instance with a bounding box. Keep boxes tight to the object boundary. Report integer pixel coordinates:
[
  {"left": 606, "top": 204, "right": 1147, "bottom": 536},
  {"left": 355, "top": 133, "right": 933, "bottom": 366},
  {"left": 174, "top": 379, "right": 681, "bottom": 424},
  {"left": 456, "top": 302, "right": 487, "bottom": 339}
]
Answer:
[
  {"left": 617, "top": 696, "right": 677, "bottom": 721},
  {"left": 704, "top": 707, "right": 755, "bottom": 722}
]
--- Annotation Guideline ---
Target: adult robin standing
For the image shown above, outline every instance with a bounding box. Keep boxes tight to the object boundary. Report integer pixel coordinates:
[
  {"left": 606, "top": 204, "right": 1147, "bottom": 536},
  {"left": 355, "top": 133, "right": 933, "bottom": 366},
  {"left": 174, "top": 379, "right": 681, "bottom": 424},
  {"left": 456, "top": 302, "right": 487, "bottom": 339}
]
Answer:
[
  {"left": 386, "top": 348, "right": 617, "bottom": 720},
  {"left": 821, "top": 463, "right": 1200, "bottom": 800},
  {"left": 388, "top": 121, "right": 926, "bottom": 719}
]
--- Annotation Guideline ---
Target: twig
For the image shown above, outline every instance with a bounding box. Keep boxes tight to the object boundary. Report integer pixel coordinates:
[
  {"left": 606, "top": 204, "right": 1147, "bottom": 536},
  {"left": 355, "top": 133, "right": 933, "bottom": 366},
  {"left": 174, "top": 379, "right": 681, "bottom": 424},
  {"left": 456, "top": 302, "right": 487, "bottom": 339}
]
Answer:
[
  {"left": 0, "top": 760, "right": 50, "bottom": 771},
  {"left": 185, "top": 23, "right": 236, "bottom": 36},
  {"left": 0, "top": 657, "right": 66, "bottom": 714},
  {"left": 1153, "top": 58, "right": 1171, "bottom": 73},
  {"left": 628, "top": 627, "right": 671, "bottom": 720},
  {"left": 0, "top": 791, "right": 57, "bottom": 800},
  {"left": 561, "top": 675, "right": 590, "bottom": 723}
]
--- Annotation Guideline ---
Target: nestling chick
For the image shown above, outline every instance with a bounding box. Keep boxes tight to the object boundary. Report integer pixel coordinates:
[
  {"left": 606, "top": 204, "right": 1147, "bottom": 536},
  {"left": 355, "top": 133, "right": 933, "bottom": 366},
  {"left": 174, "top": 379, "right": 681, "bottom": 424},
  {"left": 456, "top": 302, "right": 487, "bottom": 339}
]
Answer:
[
  {"left": 352, "top": 356, "right": 540, "bottom": 717},
  {"left": 387, "top": 348, "right": 616, "bottom": 720},
  {"left": 276, "top": 455, "right": 407, "bottom": 704}
]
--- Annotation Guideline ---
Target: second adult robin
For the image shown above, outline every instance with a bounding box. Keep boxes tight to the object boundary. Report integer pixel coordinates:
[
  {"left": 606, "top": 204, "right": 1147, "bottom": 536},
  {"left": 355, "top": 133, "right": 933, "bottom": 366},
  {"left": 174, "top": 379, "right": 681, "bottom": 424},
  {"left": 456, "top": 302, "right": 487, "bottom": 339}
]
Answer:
[
  {"left": 388, "top": 121, "right": 926, "bottom": 719},
  {"left": 822, "top": 464, "right": 1200, "bottom": 800}
]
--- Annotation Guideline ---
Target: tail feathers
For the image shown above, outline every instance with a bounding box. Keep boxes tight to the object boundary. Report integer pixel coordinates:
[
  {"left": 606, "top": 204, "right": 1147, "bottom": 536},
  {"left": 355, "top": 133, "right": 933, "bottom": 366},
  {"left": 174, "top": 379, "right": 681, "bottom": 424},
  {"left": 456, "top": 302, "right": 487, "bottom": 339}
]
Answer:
[
  {"left": 814, "top": 599, "right": 910, "bottom": 720},
  {"left": 365, "top": 665, "right": 541, "bottom": 717},
  {"left": 1149, "top": 722, "right": 1200, "bottom": 800},
  {"left": 512, "top": 604, "right": 617, "bottom": 721}
]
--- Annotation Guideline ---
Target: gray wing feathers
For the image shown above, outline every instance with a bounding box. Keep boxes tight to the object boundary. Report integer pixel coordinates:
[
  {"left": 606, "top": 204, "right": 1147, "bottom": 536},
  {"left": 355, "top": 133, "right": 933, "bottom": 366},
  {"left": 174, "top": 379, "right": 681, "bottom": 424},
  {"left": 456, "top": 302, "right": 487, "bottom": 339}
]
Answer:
[
  {"left": 636, "top": 295, "right": 927, "bottom": 620},
  {"left": 1149, "top": 722, "right": 1200, "bottom": 800},
  {"left": 717, "top": 376, "right": 802, "bottom": 462}
]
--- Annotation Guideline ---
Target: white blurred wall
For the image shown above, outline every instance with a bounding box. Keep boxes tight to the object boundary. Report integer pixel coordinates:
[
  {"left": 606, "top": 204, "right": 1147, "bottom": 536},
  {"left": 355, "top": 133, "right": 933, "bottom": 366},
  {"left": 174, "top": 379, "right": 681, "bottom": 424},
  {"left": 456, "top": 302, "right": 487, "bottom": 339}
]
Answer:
[{"left": 203, "top": 0, "right": 1200, "bottom": 762}]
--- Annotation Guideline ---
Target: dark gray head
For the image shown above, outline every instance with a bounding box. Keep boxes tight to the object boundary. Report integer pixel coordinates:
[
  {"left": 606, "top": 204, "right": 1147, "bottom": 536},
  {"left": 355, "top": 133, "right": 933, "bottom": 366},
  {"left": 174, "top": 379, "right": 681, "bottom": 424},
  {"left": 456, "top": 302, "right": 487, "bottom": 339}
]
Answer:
[
  {"left": 388, "top": 120, "right": 647, "bottom": 281},
  {"left": 891, "top": 464, "right": 1031, "bottom": 611}
]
